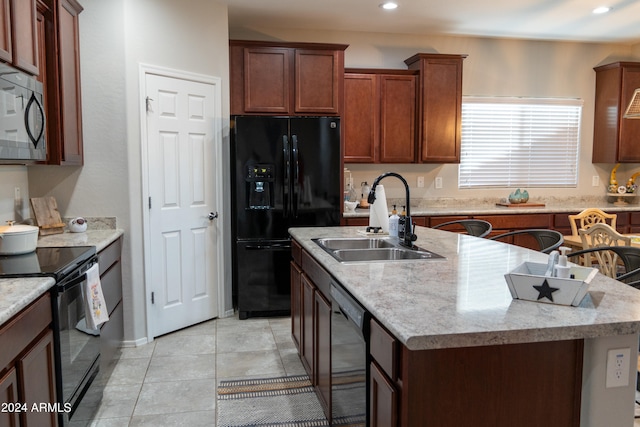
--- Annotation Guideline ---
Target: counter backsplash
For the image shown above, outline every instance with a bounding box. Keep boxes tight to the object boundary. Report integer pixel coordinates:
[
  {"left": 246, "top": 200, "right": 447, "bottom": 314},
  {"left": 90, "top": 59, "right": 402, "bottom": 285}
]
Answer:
[
  {"left": 23, "top": 216, "right": 117, "bottom": 231},
  {"left": 385, "top": 195, "right": 625, "bottom": 209}
]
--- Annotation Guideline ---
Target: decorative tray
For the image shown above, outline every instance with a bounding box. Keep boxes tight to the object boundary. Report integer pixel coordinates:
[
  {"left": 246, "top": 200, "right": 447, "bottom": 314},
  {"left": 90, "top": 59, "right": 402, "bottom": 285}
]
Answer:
[{"left": 505, "top": 262, "right": 598, "bottom": 306}]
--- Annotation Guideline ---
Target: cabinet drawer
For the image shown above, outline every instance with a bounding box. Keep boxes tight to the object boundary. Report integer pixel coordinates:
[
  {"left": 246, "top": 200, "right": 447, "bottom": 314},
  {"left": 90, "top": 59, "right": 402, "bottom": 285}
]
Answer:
[
  {"left": 474, "top": 214, "right": 551, "bottom": 230},
  {"left": 292, "top": 239, "right": 302, "bottom": 266},
  {"left": 370, "top": 318, "right": 397, "bottom": 380},
  {"left": 101, "top": 260, "right": 122, "bottom": 317},
  {"left": 0, "top": 292, "right": 52, "bottom": 369},
  {"left": 98, "top": 237, "right": 122, "bottom": 276},
  {"left": 302, "top": 249, "right": 332, "bottom": 298}
]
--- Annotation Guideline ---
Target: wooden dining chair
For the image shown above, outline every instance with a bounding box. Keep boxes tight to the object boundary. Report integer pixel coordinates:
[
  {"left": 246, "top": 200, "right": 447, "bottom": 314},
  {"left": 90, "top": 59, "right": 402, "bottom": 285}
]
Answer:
[
  {"left": 568, "top": 208, "right": 617, "bottom": 236},
  {"left": 577, "top": 223, "right": 631, "bottom": 276}
]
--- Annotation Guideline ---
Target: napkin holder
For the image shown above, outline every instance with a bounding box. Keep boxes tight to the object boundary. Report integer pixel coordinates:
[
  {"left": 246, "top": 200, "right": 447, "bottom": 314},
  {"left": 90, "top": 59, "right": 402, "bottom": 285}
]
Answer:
[{"left": 504, "top": 262, "right": 598, "bottom": 306}]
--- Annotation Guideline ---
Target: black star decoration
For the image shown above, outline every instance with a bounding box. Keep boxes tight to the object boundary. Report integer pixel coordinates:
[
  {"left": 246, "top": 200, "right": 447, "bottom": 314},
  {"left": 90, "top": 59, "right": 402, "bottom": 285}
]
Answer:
[{"left": 533, "top": 279, "right": 559, "bottom": 302}]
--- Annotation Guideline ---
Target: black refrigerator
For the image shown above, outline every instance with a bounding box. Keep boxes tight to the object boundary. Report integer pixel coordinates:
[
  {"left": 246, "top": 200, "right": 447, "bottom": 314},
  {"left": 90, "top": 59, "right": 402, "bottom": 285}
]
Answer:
[{"left": 231, "top": 116, "right": 341, "bottom": 319}]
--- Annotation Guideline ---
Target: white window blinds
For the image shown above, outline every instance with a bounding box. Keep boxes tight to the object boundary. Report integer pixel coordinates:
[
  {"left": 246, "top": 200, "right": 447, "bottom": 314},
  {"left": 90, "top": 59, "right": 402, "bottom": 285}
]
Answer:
[{"left": 458, "top": 97, "right": 582, "bottom": 188}]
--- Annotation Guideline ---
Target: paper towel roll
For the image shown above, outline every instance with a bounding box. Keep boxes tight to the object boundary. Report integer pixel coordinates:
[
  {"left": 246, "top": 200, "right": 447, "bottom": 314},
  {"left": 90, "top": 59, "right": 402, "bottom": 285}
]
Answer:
[{"left": 369, "top": 184, "right": 389, "bottom": 233}]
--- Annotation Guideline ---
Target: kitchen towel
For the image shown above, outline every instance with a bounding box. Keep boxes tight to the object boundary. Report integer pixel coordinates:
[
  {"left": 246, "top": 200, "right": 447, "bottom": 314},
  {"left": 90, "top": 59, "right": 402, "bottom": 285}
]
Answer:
[
  {"left": 84, "top": 263, "right": 109, "bottom": 329},
  {"left": 369, "top": 184, "right": 389, "bottom": 233}
]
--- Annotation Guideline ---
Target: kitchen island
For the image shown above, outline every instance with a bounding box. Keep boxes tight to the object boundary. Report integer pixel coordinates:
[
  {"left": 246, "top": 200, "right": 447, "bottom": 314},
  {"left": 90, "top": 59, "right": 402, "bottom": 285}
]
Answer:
[{"left": 289, "top": 226, "right": 640, "bottom": 427}]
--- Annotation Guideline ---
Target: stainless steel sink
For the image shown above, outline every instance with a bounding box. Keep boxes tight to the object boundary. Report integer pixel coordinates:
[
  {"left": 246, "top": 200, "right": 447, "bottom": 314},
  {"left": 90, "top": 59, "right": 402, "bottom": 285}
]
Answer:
[
  {"left": 312, "top": 237, "right": 444, "bottom": 263},
  {"left": 313, "top": 237, "right": 395, "bottom": 250}
]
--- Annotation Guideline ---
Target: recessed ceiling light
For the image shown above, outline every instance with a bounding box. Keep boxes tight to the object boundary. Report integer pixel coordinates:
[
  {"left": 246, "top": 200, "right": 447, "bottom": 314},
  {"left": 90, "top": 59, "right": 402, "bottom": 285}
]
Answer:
[
  {"left": 592, "top": 6, "right": 611, "bottom": 14},
  {"left": 379, "top": 2, "right": 398, "bottom": 10}
]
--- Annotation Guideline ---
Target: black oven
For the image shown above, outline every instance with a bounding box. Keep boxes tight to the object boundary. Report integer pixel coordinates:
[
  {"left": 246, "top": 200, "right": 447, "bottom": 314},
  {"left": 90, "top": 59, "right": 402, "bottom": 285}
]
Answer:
[{"left": 0, "top": 246, "right": 101, "bottom": 426}]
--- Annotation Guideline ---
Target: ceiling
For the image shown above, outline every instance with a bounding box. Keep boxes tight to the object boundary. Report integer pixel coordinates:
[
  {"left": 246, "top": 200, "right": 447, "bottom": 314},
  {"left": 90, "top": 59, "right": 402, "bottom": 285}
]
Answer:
[{"left": 225, "top": 0, "right": 640, "bottom": 44}]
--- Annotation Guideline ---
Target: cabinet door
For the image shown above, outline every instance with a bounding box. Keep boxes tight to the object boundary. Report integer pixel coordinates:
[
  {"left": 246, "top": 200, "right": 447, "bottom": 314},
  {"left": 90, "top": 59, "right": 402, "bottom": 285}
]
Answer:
[
  {"left": 618, "top": 66, "right": 640, "bottom": 162},
  {"left": 295, "top": 49, "right": 340, "bottom": 114},
  {"left": 301, "top": 275, "right": 315, "bottom": 379},
  {"left": 370, "top": 361, "right": 397, "bottom": 427},
  {"left": 344, "top": 73, "right": 379, "bottom": 162},
  {"left": 290, "top": 261, "right": 303, "bottom": 353},
  {"left": 0, "top": 0, "right": 11, "bottom": 62},
  {"left": 419, "top": 58, "right": 463, "bottom": 162},
  {"left": 244, "top": 47, "right": 292, "bottom": 114},
  {"left": 55, "top": 0, "right": 83, "bottom": 165},
  {"left": 379, "top": 74, "right": 416, "bottom": 163},
  {"left": 10, "top": 0, "right": 39, "bottom": 75},
  {"left": 0, "top": 367, "right": 19, "bottom": 427},
  {"left": 18, "top": 329, "right": 57, "bottom": 427},
  {"left": 315, "top": 289, "right": 331, "bottom": 417}
]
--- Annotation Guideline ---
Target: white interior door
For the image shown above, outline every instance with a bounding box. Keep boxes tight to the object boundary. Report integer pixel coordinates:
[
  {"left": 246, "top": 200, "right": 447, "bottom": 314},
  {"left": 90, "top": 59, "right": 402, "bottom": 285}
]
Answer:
[{"left": 143, "top": 70, "right": 221, "bottom": 338}]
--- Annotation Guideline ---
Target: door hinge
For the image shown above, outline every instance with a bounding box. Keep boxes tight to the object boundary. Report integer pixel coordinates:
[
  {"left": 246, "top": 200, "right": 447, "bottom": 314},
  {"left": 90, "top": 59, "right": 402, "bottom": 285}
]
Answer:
[
  {"left": 151, "top": 292, "right": 154, "bottom": 304},
  {"left": 148, "top": 197, "right": 151, "bottom": 209}
]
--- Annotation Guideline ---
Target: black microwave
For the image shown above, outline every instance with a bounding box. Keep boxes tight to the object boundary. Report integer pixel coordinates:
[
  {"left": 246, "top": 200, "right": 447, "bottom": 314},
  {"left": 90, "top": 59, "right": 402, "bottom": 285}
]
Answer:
[{"left": 0, "top": 63, "right": 47, "bottom": 163}]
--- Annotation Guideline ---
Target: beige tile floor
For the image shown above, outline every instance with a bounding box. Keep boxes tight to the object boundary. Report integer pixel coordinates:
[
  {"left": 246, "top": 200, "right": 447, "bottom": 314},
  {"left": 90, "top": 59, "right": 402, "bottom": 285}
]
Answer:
[
  {"left": 83, "top": 315, "right": 303, "bottom": 426},
  {"left": 81, "top": 314, "right": 640, "bottom": 426}
]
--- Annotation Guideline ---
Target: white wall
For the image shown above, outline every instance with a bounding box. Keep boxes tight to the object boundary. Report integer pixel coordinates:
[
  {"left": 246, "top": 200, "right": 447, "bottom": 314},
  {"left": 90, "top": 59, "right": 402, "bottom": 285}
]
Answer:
[
  {"left": 122, "top": 0, "right": 230, "bottom": 343},
  {"left": 0, "top": 166, "right": 29, "bottom": 221},
  {"left": 231, "top": 27, "right": 640, "bottom": 202},
  {"left": 25, "top": 0, "right": 230, "bottom": 344}
]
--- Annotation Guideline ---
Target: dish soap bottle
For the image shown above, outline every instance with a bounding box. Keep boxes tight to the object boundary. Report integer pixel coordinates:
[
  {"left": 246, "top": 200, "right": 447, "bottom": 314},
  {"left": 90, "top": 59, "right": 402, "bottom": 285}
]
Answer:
[
  {"left": 388, "top": 205, "right": 399, "bottom": 237},
  {"left": 398, "top": 206, "right": 406, "bottom": 238}
]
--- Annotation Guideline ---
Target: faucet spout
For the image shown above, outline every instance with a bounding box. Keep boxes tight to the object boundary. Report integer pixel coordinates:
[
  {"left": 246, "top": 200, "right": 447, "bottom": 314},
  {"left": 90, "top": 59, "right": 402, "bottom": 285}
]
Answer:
[{"left": 368, "top": 172, "right": 416, "bottom": 247}]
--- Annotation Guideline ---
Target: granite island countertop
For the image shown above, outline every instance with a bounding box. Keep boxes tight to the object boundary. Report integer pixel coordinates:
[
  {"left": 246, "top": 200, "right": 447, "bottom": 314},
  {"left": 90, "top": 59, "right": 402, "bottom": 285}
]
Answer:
[
  {"left": 0, "top": 229, "right": 124, "bottom": 327},
  {"left": 289, "top": 226, "right": 640, "bottom": 350}
]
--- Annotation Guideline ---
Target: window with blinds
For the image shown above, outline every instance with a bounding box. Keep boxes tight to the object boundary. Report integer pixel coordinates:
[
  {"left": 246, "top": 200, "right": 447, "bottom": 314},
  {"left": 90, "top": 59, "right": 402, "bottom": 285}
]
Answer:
[{"left": 458, "top": 97, "right": 583, "bottom": 188}]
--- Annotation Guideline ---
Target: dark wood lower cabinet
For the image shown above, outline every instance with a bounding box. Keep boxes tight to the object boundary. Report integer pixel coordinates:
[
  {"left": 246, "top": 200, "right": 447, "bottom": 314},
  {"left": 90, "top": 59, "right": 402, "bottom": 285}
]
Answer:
[
  {"left": 0, "top": 292, "right": 57, "bottom": 427},
  {"left": 301, "top": 275, "right": 315, "bottom": 379},
  {"left": 370, "top": 361, "right": 397, "bottom": 427},
  {"left": 18, "top": 329, "right": 57, "bottom": 427}
]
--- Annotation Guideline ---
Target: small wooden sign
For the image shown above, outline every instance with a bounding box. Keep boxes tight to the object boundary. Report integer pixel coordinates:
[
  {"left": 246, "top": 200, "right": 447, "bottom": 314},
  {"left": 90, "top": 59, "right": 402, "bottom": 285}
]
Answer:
[{"left": 30, "top": 197, "right": 66, "bottom": 235}]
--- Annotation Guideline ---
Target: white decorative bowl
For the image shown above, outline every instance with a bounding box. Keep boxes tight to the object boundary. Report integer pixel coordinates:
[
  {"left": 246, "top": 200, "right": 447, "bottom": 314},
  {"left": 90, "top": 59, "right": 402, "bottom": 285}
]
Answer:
[
  {"left": 344, "top": 201, "right": 358, "bottom": 212},
  {"left": 505, "top": 262, "right": 598, "bottom": 306}
]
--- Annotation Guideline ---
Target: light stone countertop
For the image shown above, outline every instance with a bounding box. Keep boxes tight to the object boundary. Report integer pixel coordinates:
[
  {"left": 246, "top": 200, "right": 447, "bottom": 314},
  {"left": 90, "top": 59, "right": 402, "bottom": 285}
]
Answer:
[
  {"left": 289, "top": 226, "right": 640, "bottom": 351},
  {"left": 0, "top": 229, "right": 124, "bottom": 327},
  {"left": 0, "top": 277, "right": 55, "bottom": 325}
]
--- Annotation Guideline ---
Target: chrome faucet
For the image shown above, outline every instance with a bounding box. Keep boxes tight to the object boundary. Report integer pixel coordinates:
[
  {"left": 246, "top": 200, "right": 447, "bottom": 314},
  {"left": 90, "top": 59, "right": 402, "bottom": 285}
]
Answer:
[{"left": 367, "top": 172, "right": 417, "bottom": 247}]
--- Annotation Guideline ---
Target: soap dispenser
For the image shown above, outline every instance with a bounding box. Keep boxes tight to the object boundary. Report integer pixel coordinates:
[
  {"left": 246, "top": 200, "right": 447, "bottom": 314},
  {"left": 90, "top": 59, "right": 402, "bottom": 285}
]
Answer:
[
  {"left": 389, "top": 205, "right": 399, "bottom": 237},
  {"left": 398, "top": 205, "right": 407, "bottom": 238},
  {"left": 555, "top": 246, "right": 571, "bottom": 279}
]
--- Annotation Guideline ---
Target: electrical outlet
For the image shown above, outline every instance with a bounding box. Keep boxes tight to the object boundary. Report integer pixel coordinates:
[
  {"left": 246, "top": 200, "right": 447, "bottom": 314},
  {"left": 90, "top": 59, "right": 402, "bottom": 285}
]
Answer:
[
  {"left": 435, "top": 177, "right": 443, "bottom": 189},
  {"left": 605, "top": 347, "right": 630, "bottom": 388},
  {"left": 592, "top": 175, "right": 600, "bottom": 187},
  {"left": 417, "top": 176, "right": 424, "bottom": 188},
  {"left": 14, "top": 187, "right": 20, "bottom": 201}
]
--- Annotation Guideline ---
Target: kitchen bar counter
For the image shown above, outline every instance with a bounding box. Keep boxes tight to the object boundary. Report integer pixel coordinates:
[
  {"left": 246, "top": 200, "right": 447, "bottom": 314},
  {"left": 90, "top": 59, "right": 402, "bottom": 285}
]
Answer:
[
  {"left": 289, "top": 226, "right": 640, "bottom": 350},
  {"left": 0, "top": 229, "right": 124, "bottom": 327},
  {"left": 290, "top": 225, "right": 640, "bottom": 426}
]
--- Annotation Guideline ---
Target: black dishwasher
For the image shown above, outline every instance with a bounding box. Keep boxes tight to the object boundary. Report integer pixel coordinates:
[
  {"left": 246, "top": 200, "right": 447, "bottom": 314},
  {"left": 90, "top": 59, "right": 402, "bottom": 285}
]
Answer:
[{"left": 330, "top": 282, "right": 368, "bottom": 426}]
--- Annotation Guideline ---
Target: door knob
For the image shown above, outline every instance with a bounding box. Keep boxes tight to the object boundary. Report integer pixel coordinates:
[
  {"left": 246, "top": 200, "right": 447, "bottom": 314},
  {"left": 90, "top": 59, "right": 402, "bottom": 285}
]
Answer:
[{"left": 208, "top": 212, "right": 219, "bottom": 220}]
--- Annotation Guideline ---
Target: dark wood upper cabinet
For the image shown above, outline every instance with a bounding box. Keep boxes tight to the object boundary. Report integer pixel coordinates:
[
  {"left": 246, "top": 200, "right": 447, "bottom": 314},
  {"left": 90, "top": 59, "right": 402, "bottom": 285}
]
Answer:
[
  {"left": 0, "top": 0, "right": 11, "bottom": 62},
  {"left": 1, "top": 0, "right": 39, "bottom": 75},
  {"left": 36, "top": 0, "right": 83, "bottom": 165},
  {"left": 405, "top": 53, "right": 467, "bottom": 163},
  {"left": 592, "top": 61, "right": 640, "bottom": 163},
  {"left": 344, "top": 69, "right": 417, "bottom": 163},
  {"left": 230, "top": 40, "right": 347, "bottom": 116}
]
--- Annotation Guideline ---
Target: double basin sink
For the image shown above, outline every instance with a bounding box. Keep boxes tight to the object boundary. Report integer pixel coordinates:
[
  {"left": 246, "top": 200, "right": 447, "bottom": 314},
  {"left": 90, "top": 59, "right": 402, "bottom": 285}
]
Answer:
[{"left": 313, "top": 237, "right": 444, "bottom": 263}]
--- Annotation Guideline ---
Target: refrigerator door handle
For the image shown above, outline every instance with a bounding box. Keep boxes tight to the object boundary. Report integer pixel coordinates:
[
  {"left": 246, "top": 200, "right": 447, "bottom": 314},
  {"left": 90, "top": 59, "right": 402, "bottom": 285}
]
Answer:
[
  {"left": 282, "top": 135, "right": 290, "bottom": 218},
  {"left": 291, "top": 134, "right": 299, "bottom": 218}
]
